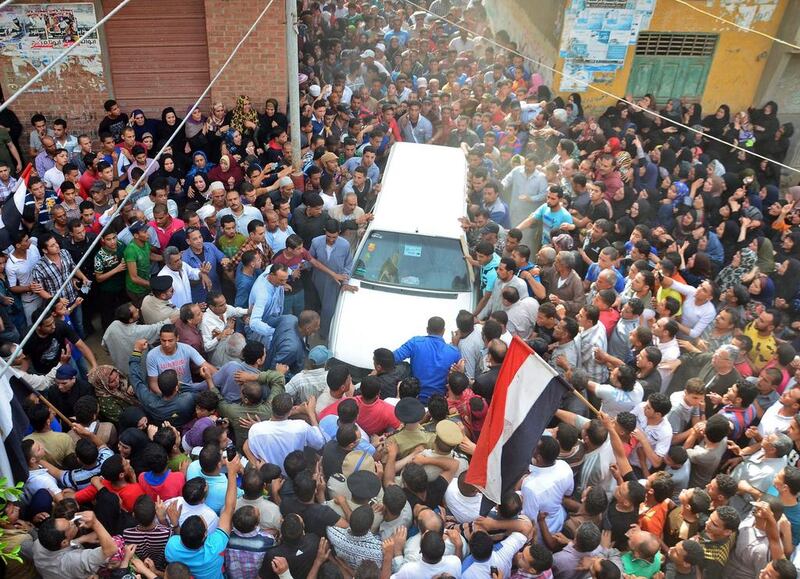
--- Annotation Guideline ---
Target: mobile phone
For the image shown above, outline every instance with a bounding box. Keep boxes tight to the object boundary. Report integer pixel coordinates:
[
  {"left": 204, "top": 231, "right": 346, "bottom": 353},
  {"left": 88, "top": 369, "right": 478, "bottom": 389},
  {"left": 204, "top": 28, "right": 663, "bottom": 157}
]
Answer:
[{"left": 490, "top": 567, "right": 498, "bottom": 576}]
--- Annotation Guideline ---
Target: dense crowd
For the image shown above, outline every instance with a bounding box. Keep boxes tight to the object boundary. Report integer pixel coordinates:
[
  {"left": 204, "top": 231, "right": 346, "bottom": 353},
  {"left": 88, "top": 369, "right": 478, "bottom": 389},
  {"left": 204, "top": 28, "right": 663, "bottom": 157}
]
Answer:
[{"left": 0, "top": 0, "right": 799, "bottom": 578}]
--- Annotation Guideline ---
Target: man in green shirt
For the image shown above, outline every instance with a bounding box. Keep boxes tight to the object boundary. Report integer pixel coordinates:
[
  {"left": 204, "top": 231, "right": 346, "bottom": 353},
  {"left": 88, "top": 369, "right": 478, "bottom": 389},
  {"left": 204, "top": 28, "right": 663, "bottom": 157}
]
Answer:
[
  {"left": 94, "top": 229, "right": 127, "bottom": 328},
  {"left": 216, "top": 214, "right": 246, "bottom": 258},
  {"left": 124, "top": 221, "right": 152, "bottom": 307}
]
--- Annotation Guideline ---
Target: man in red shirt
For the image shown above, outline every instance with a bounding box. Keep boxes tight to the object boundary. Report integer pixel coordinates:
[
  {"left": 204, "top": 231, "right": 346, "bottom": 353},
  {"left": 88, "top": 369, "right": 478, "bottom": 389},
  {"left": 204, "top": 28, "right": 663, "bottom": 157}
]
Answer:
[
  {"left": 149, "top": 203, "right": 186, "bottom": 251},
  {"left": 354, "top": 375, "right": 400, "bottom": 436},
  {"left": 74, "top": 454, "right": 145, "bottom": 513},
  {"left": 137, "top": 444, "right": 185, "bottom": 501}
]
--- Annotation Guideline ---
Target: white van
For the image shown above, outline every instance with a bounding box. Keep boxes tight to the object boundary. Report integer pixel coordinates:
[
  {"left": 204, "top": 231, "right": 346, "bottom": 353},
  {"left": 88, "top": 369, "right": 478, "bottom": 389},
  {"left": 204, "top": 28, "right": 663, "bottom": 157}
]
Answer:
[{"left": 328, "top": 142, "right": 476, "bottom": 371}]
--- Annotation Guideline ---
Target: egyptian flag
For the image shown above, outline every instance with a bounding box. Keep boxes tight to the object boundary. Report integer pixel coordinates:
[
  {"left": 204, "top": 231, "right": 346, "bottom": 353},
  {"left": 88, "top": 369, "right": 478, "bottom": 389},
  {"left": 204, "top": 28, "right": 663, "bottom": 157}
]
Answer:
[
  {"left": 0, "top": 163, "right": 33, "bottom": 251},
  {"left": 465, "top": 336, "right": 569, "bottom": 504}
]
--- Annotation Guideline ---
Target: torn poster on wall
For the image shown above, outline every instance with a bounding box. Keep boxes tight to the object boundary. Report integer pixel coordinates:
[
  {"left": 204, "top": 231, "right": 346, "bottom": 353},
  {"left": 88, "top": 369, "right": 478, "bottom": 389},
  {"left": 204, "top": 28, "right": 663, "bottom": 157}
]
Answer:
[
  {"left": 559, "top": 0, "right": 655, "bottom": 92},
  {"left": 0, "top": 3, "right": 105, "bottom": 93}
]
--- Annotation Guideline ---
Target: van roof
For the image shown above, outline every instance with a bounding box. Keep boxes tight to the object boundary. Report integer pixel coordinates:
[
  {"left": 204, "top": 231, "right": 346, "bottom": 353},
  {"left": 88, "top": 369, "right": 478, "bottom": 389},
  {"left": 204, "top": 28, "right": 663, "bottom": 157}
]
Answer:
[{"left": 368, "top": 142, "right": 467, "bottom": 239}]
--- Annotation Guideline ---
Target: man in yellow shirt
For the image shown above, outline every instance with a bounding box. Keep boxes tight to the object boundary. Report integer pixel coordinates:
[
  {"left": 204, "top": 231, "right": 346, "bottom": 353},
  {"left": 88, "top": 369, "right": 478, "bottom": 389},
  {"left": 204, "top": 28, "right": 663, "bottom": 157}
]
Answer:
[{"left": 743, "top": 309, "right": 779, "bottom": 372}]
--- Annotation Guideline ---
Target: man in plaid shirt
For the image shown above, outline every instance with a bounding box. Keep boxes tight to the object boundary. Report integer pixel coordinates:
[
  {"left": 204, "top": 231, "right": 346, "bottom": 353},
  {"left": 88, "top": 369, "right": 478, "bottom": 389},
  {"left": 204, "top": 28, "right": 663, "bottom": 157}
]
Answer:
[{"left": 31, "top": 232, "right": 91, "bottom": 338}]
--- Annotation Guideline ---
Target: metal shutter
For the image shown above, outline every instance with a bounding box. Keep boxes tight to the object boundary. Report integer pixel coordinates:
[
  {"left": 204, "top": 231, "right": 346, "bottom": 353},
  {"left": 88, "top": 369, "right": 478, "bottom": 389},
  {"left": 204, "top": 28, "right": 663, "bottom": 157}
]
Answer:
[{"left": 101, "top": 0, "right": 211, "bottom": 117}]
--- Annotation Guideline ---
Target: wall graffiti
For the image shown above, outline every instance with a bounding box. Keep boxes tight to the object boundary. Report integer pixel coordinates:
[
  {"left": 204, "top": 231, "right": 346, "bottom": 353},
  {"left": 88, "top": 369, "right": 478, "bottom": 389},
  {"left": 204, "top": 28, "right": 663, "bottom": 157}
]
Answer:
[
  {"left": 558, "top": 0, "right": 655, "bottom": 92},
  {"left": 0, "top": 2, "right": 105, "bottom": 93}
]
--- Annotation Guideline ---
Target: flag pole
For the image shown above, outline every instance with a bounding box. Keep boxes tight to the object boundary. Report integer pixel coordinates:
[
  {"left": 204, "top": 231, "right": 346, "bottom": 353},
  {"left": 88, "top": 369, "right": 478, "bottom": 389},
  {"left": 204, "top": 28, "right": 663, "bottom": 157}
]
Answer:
[{"left": 562, "top": 379, "right": 601, "bottom": 416}]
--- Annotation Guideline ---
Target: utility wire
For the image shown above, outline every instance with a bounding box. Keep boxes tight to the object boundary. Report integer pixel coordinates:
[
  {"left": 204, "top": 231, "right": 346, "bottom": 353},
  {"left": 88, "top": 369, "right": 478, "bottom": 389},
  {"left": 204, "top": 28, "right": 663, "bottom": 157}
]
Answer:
[
  {"left": 402, "top": 0, "right": 800, "bottom": 176},
  {"left": 0, "top": 0, "right": 277, "bottom": 380}
]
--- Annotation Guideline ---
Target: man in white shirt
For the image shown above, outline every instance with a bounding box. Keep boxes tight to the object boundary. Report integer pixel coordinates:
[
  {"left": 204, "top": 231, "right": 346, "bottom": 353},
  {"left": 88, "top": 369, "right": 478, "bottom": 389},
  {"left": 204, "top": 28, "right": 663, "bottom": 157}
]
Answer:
[
  {"left": 200, "top": 291, "right": 248, "bottom": 365},
  {"left": 244, "top": 393, "right": 325, "bottom": 474},
  {"left": 758, "top": 388, "right": 800, "bottom": 436},
  {"left": 217, "top": 188, "right": 262, "bottom": 236},
  {"left": 654, "top": 317, "right": 680, "bottom": 389},
  {"left": 462, "top": 524, "right": 532, "bottom": 579},
  {"left": 629, "top": 394, "right": 674, "bottom": 473},
  {"left": 478, "top": 257, "right": 528, "bottom": 320},
  {"left": 164, "top": 478, "right": 219, "bottom": 533},
  {"left": 521, "top": 437, "right": 574, "bottom": 534},
  {"left": 6, "top": 233, "right": 42, "bottom": 325},
  {"left": 390, "top": 530, "right": 462, "bottom": 579},
  {"left": 502, "top": 285, "right": 539, "bottom": 339},
  {"left": 158, "top": 246, "right": 202, "bottom": 309}
]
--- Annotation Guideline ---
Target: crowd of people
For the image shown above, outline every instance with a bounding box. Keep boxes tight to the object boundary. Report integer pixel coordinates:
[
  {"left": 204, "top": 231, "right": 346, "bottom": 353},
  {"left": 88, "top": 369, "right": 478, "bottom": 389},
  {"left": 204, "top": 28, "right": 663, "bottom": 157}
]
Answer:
[{"left": 0, "top": 0, "right": 800, "bottom": 578}]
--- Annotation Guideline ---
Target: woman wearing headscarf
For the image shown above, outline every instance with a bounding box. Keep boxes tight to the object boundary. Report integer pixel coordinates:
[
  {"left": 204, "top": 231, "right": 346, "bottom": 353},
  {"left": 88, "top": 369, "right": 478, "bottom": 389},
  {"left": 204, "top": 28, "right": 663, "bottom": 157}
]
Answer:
[
  {"left": 682, "top": 102, "right": 702, "bottom": 129},
  {"left": 773, "top": 258, "right": 800, "bottom": 321},
  {"left": 750, "top": 101, "right": 780, "bottom": 145},
  {"left": 634, "top": 152, "right": 659, "bottom": 194},
  {"left": 87, "top": 365, "right": 138, "bottom": 424},
  {"left": 715, "top": 220, "right": 743, "bottom": 265},
  {"left": 207, "top": 154, "right": 244, "bottom": 192},
  {"left": 118, "top": 428, "right": 149, "bottom": 475},
  {"left": 184, "top": 150, "right": 215, "bottom": 187},
  {"left": 119, "top": 406, "right": 148, "bottom": 433},
  {"left": 751, "top": 235, "right": 775, "bottom": 275},
  {"left": 157, "top": 107, "right": 188, "bottom": 168},
  {"left": 185, "top": 105, "right": 210, "bottom": 153},
  {"left": 745, "top": 271, "right": 775, "bottom": 313},
  {"left": 660, "top": 98, "right": 682, "bottom": 126},
  {"left": 776, "top": 231, "right": 800, "bottom": 263},
  {"left": 673, "top": 208, "right": 699, "bottom": 245},
  {"left": 153, "top": 153, "right": 185, "bottom": 195},
  {"left": 701, "top": 104, "right": 731, "bottom": 157},
  {"left": 679, "top": 249, "right": 711, "bottom": 287},
  {"left": 568, "top": 93, "right": 584, "bottom": 122},
  {"left": 130, "top": 109, "right": 159, "bottom": 142},
  {"left": 227, "top": 95, "right": 259, "bottom": 141},
  {"left": 256, "top": 98, "right": 289, "bottom": 147},
  {"left": 629, "top": 198, "right": 653, "bottom": 225},
  {"left": 186, "top": 174, "right": 211, "bottom": 208},
  {"left": 758, "top": 123, "right": 793, "bottom": 168},
  {"left": 716, "top": 246, "right": 756, "bottom": 292}
]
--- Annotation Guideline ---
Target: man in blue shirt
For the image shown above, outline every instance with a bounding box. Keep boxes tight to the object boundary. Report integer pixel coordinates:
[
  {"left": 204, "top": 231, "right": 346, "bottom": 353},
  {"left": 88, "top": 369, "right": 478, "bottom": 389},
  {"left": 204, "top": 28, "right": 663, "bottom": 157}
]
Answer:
[
  {"left": 584, "top": 246, "right": 626, "bottom": 293},
  {"left": 473, "top": 241, "right": 500, "bottom": 318},
  {"left": 393, "top": 316, "right": 461, "bottom": 403},
  {"left": 165, "top": 455, "right": 241, "bottom": 579},
  {"left": 517, "top": 185, "right": 574, "bottom": 246},
  {"left": 248, "top": 263, "right": 290, "bottom": 348},
  {"left": 182, "top": 227, "right": 229, "bottom": 303}
]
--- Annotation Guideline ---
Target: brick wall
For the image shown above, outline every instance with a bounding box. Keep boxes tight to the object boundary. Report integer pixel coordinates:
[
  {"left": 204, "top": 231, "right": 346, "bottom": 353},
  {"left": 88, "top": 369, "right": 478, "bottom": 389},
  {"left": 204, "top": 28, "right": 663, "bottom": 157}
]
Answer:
[
  {"left": 204, "top": 0, "right": 289, "bottom": 117},
  {"left": 0, "top": 0, "right": 110, "bottom": 157},
  {"left": 0, "top": 0, "right": 289, "bottom": 162}
]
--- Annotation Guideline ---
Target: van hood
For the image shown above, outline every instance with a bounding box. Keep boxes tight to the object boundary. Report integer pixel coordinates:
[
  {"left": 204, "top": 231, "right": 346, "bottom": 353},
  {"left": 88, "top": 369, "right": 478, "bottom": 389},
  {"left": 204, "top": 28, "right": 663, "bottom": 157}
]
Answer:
[{"left": 329, "top": 280, "right": 474, "bottom": 370}]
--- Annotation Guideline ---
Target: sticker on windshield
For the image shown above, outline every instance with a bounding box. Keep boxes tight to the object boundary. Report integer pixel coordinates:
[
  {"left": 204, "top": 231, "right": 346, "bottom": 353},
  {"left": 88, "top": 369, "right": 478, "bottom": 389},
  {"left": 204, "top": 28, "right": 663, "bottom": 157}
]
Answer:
[{"left": 403, "top": 245, "right": 422, "bottom": 257}]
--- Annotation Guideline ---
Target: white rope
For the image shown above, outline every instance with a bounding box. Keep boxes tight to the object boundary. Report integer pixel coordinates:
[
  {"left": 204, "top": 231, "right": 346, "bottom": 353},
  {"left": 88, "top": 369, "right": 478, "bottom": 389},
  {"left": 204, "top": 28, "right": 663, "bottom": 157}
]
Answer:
[
  {"left": 0, "top": 1, "right": 17, "bottom": 11},
  {"left": 0, "top": 0, "right": 134, "bottom": 113},
  {"left": 402, "top": 0, "right": 800, "bottom": 176},
  {"left": 0, "top": 0, "right": 277, "bottom": 379}
]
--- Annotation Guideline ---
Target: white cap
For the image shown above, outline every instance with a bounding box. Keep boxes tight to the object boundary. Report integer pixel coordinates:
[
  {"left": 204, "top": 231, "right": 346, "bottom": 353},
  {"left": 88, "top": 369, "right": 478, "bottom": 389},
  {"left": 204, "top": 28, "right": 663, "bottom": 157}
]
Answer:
[
  {"left": 309, "top": 85, "right": 321, "bottom": 97},
  {"left": 208, "top": 181, "right": 225, "bottom": 192},
  {"left": 416, "top": 77, "right": 428, "bottom": 87},
  {"left": 375, "top": 42, "right": 386, "bottom": 52},
  {"left": 196, "top": 204, "right": 216, "bottom": 220},
  {"left": 360, "top": 49, "right": 375, "bottom": 58}
]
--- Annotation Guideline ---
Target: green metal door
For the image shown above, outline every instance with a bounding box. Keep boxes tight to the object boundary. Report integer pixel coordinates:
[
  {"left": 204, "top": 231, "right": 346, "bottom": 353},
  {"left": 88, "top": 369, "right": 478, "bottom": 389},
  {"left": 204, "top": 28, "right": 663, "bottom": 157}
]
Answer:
[{"left": 627, "top": 55, "right": 712, "bottom": 100}]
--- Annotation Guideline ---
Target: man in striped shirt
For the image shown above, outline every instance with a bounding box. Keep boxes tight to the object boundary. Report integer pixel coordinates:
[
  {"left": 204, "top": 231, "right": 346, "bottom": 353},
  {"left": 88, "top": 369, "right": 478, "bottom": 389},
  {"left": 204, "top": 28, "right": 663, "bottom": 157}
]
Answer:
[
  {"left": 38, "top": 424, "right": 113, "bottom": 490},
  {"left": 122, "top": 494, "right": 175, "bottom": 570}
]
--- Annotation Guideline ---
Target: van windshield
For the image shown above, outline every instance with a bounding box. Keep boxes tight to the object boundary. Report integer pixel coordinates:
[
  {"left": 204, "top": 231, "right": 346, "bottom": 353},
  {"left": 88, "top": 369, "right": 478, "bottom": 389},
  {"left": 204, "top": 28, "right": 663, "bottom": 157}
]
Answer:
[{"left": 352, "top": 230, "right": 471, "bottom": 292}]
